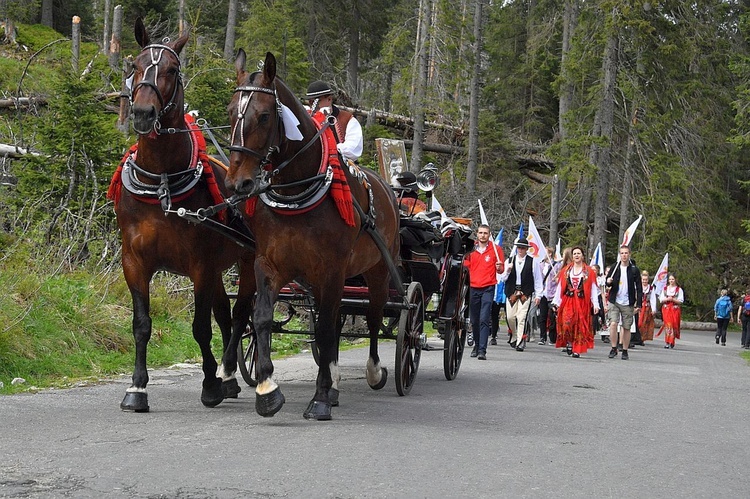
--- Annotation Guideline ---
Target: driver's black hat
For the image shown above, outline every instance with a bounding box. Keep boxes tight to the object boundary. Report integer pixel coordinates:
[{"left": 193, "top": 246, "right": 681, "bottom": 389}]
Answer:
[{"left": 306, "top": 80, "right": 334, "bottom": 99}]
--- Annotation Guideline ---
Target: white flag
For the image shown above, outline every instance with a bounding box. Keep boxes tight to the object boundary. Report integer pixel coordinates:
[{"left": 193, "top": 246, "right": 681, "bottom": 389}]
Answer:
[
  {"left": 477, "top": 199, "right": 489, "bottom": 226},
  {"left": 527, "top": 217, "right": 549, "bottom": 262},
  {"left": 651, "top": 252, "right": 669, "bottom": 312},
  {"left": 431, "top": 194, "right": 447, "bottom": 217},
  {"left": 621, "top": 215, "right": 643, "bottom": 247},
  {"left": 555, "top": 239, "right": 562, "bottom": 261}
]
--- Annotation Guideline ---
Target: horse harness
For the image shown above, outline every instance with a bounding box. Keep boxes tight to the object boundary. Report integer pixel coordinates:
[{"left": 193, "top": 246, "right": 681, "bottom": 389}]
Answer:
[{"left": 228, "top": 81, "right": 376, "bottom": 222}]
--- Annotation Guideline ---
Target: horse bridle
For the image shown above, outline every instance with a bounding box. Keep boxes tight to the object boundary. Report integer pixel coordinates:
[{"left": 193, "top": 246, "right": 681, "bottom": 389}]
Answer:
[
  {"left": 229, "top": 81, "right": 332, "bottom": 185},
  {"left": 130, "top": 43, "right": 183, "bottom": 134},
  {"left": 228, "top": 83, "right": 283, "bottom": 178}
]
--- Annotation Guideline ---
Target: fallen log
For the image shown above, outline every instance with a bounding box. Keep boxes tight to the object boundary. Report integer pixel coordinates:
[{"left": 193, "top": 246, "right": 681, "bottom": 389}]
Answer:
[{"left": 0, "top": 143, "right": 39, "bottom": 157}]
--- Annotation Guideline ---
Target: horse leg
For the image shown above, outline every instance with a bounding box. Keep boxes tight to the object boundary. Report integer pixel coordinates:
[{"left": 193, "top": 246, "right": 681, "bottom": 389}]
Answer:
[
  {"left": 121, "top": 275, "right": 152, "bottom": 412},
  {"left": 303, "top": 285, "right": 344, "bottom": 421},
  {"left": 193, "top": 278, "right": 224, "bottom": 408},
  {"left": 212, "top": 278, "right": 241, "bottom": 399},
  {"left": 253, "top": 258, "right": 285, "bottom": 417},
  {"left": 363, "top": 266, "right": 389, "bottom": 390},
  {"left": 219, "top": 260, "right": 255, "bottom": 395}
]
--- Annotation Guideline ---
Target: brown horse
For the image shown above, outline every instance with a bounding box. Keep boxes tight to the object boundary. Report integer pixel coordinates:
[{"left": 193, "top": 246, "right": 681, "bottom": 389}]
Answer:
[
  {"left": 111, "top": 18, "right": 255, "bottom": 412},
  {"left": 224, "top": 51, "right": 400, "bottom": 420}
]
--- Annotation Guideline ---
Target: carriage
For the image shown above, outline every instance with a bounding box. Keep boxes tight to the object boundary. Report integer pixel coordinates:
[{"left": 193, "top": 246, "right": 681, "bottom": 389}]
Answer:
[
  {"left": 117, "top": 25, "right": 472, "bottom": 419},
  {"left": 232, "top": 165, "right": 474, "bottom": 396}
]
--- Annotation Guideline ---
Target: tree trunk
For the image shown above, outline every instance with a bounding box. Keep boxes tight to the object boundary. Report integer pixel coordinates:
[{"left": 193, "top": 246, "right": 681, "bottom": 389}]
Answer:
[
  {"left": 41, "top": 0, "right": 53, "bottom": 27},
  {"left": 108, "top": 5, "right": 122, "bottom": 71},
  {"left": 591, "top": 26, "right": 620, "bottom": 259},
  {"left": 347, "top": 3, "right": 360, "bottom": 99},
  {"left": 102, "top": 0, "right": 111, "bottom": 54},
  {"left": 410, "top": 0, "right": 432, "bottom": 173},
  {"left": 71, "top": 17, "right": 81, "bottom": 74},
  {"left": 224, "top": 0, "right": 238, "bottom": 61},
  {"left": 465, "top": 0, "right": 484, "bottom": 195},
  {"left": 551, "top": 0, "right": 578, "bottom": 246}
]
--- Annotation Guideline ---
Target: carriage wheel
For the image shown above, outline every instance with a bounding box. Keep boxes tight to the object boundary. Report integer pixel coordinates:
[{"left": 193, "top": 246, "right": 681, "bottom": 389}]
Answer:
[
  {"left": 444, "top": 263, "right": 470, "bottom": 380},
  {"left": 395, "top": 282, "right": 424, "bottom": 396},
  {"left": 237, "top": 325, "right": 259, "bottom": 387}
]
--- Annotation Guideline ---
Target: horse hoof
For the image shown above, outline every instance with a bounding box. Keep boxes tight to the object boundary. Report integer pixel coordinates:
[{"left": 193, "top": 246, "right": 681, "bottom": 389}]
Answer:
[
  {"left": 256, "top": 387, "right": 285, "bottom": 417},
  {"left": 201, "top": 378, "right": 225, "bottom": 408},
  {"left": 303, "top": 400, "right": 332, "bottom": 421},
  {"left": 329, "top": 388, "right": 340, "bottom": 407},
  {"left": 369, "top": 367, "right": 388, "bottom": 391},
  {"left": 120, "top": 392, "right": 149, "bottom": 413},
  {"left": 222, "top": 378, "right": 241, "bottom": 399}
]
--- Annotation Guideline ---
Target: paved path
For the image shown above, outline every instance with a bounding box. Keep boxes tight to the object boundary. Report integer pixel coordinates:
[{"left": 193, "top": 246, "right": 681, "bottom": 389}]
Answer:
[{"left": 1, "top": 329, "right": 748, "bottom": 498}]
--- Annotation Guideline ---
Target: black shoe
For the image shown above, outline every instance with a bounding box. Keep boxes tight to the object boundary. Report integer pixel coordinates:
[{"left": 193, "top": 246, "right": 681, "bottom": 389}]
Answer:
[
  {"left": 621, "top": 350, "right": 629, "bottom": 360},
  {"left": 566, "top": 345, "right": 572, "bottom": 356},
  {"left": 490, "top": 337, "right": 498, "bottom": 346},
  {"left": 716, "top": 336, "right": 720, "bottom": 344},
  {"left": 664, "top": 344, "right": 670, "bottom": 349},
  {"left": 669, "top": 343, "right": 674, "bottom": 349},
  {"left": 478, "top": 351, "right": 487, "bottom": 360},
  {"left": 538, "top": 340, "right": 547, "bottom": 345},
  {"left": 467, "top": 336, "right": 474, "bottom": 347},
  {"left": 470, "top": 348, "right": 478, "bottom": 358},
  {"left": 572, "top": 353, "right": 580, "bottom": 358},
  {"left": 608, "top": 348, "right": 618, "bottom": 359},
  {"left": 516, "top": 346, "right": 525, "bottom": 352},
  {"left": 722, "top": 343, "right": 726, "bottom": 346}
]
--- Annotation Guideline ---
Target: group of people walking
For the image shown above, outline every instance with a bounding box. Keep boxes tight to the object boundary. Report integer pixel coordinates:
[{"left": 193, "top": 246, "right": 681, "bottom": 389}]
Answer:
[
  {"left": 464, "top": 229, "right": 693, "bottom": 360},
  {"left": 715, "top": 287, "right": 750, "bottom": 349}
]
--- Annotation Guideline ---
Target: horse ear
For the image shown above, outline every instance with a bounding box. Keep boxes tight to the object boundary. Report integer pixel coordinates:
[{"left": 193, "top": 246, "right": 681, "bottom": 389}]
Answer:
[
  {"left": 134, "top": 17, "right": 149, "bottom": 48},
  {"left": 263, "top": 52, "right": 276, "bottom": 83},
  {"left": 235, "top": 49, "right": 247, "bottom": 81},
  {"left": 172, "top": 31, "right": 189, "bottom": 57}
]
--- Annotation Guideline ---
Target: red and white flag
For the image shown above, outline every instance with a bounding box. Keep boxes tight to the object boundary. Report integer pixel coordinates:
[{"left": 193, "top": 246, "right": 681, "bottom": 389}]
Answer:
[
  {"left": 621, "top": 215, "right": 643, "bottom": 247},
  {"left": 651, "top": 252, "right": 669, "bottom": 312},
  {"left": 527, "top": 216, "right": 549, "bottom": 262}
]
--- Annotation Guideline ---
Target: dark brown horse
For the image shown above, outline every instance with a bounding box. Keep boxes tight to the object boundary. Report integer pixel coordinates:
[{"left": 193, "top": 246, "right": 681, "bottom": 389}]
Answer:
[
  {"left": 225, "top": 51, "right": 400, "bottom": 420},
  {"left": 112, "top": 18, "right": 255, "bottom": 412}
]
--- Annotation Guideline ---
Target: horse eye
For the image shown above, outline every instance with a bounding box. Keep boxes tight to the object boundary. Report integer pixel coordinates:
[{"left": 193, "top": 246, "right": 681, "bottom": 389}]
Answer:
[{"left": 258, "top": 113, "right": 270, "bottom": 124}]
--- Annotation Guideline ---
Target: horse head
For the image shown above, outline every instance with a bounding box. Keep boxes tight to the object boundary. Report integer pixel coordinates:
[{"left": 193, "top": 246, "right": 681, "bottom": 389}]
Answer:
[
  {"left": 130, "top": 17, "right": 188, "bottom": 135},
  {"left": 226, "top": 49, "right": 319, "bottom": 196}
]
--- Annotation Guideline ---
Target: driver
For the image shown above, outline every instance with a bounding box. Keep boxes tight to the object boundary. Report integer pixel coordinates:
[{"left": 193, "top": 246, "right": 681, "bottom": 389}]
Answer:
[{"left": 306, "top": 80, "right": 363, "bottom": 163}]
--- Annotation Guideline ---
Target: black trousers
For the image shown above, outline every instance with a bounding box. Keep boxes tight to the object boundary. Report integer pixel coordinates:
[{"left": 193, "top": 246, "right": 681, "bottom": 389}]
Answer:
[
  {"left": 538, "top": 296, "right": 551, "bottom": 342},
  {"left": 491, "top": 301, "right": 502, "bottom": 338}
]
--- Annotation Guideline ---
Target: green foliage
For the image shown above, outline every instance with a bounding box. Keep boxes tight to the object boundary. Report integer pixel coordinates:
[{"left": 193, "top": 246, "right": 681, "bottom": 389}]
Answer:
[{"left": 234, "top": 0, "right": 310, "bottom": 94}]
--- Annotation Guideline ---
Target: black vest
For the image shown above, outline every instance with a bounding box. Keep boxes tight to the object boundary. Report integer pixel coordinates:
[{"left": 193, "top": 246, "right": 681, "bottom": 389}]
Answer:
[{"left": 504, "top": 255, "right": 535, "bottom": 298}]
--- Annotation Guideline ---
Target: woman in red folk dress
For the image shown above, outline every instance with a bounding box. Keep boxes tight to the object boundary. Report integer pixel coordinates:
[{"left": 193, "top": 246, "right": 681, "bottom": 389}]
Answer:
[
  {"left": 638, "top": 270, "right": 656, "bottom": 342},
  {"left": 553, "top": 246, "right": 600, "bottom": 358},
  {"left": 657, "top": 273, "right": 684, "bottom": 349}
]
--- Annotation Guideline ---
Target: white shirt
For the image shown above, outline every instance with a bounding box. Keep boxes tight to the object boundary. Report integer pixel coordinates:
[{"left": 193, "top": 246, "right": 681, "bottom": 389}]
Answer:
[
  {"left": 319, "top": 106, "right": 363, "bottom": 161},
  {"left": 615, "top": 264, "right": 630, "bottom": 306},
  {"left": 337, "top": 117, "right": 363, "bottom": 161}
]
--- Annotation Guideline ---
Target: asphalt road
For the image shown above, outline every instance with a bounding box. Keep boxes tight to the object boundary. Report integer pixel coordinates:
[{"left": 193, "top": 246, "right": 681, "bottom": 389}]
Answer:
[{"left": 1, "top": 329, "right": 748, "bottom": 498}]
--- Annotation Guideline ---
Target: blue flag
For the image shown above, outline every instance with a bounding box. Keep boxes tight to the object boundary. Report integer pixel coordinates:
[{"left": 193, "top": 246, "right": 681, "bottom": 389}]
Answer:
[{"left": 494, "top": 227, "right": 506, "bottom": 304}]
